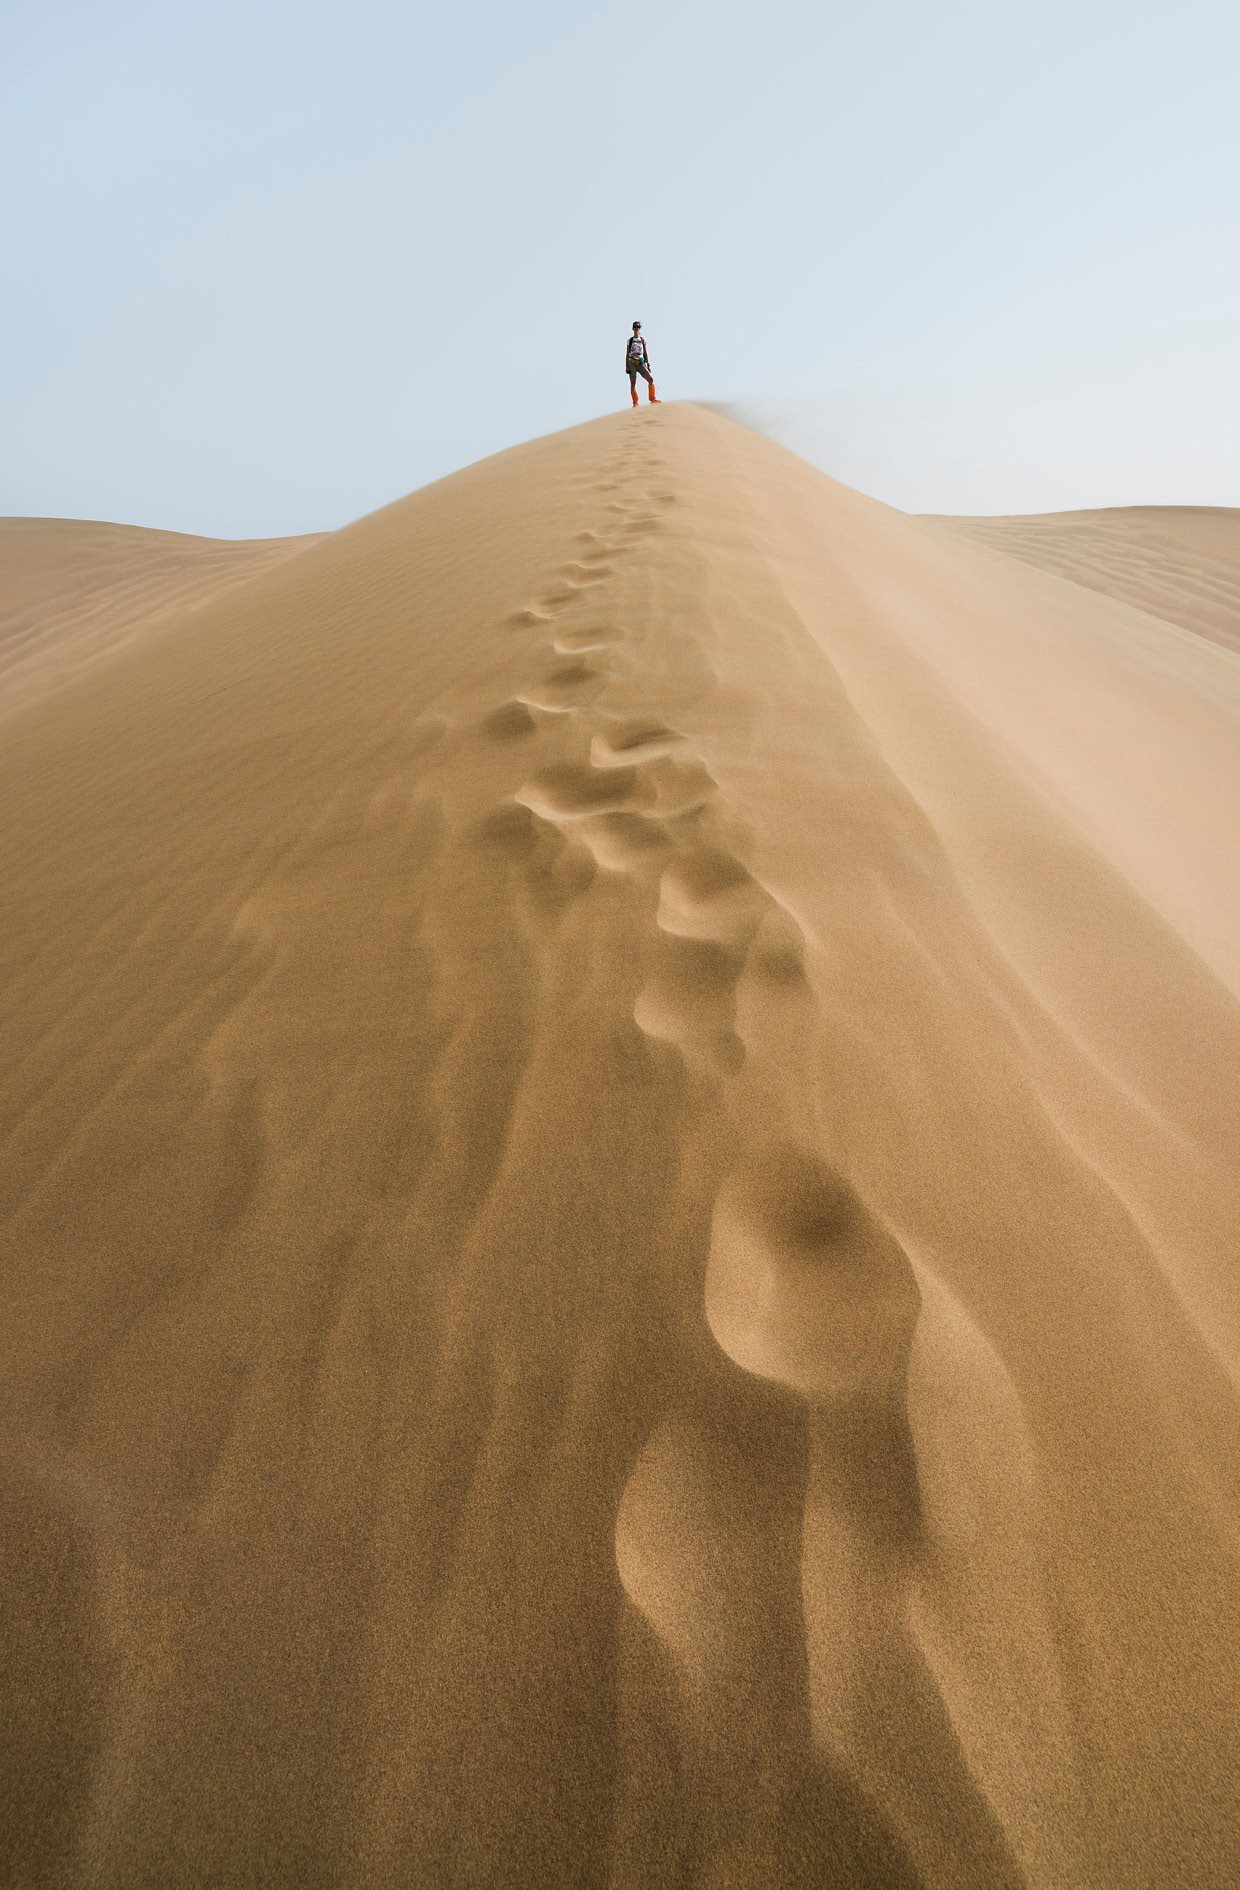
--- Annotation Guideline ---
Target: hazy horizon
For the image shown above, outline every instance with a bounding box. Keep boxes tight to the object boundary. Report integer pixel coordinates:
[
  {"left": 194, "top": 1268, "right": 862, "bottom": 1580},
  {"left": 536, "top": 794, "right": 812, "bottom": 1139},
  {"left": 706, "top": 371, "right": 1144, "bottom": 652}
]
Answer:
[{"left": 5, "top": 0, "right": 1238, "bottom": 537}]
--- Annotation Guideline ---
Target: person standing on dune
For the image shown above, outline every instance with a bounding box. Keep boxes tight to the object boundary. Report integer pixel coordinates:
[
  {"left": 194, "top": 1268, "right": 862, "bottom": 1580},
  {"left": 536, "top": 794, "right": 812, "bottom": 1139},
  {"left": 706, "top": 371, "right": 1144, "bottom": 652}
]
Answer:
[{"left": 626, "top": 322, "right": 660, "bottom": 406}]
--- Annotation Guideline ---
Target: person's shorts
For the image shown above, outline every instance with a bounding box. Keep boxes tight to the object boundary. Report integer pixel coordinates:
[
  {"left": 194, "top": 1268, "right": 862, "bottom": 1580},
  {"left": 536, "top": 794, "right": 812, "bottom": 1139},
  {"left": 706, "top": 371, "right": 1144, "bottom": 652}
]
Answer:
[{"left": 628, "top": 357, "right": 651, "bottom": 379}]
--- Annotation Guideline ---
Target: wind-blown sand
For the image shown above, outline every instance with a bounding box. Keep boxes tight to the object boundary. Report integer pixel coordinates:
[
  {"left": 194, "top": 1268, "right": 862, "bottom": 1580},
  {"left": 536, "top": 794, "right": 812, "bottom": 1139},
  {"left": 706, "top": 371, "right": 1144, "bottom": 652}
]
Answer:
[
  {"left": 2, "top": 405, "right": 1239, "bottom": 1888},
  {"left": 933, "top": 504, "right": 1240, "bottom": 653}
]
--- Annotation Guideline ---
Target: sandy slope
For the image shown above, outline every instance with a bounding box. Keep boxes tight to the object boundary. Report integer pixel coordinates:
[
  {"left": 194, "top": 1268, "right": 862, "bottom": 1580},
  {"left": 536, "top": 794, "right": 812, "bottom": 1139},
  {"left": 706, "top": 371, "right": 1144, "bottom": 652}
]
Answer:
[
  {"left": 2, "top": 407, "right": 1239, "bottom": 1889},
  {"left": 0, "top": 518, "right": 322, "bottom": 721},
  {"left": 933, "top": 505, "right": 1240, "bottom": 653}
]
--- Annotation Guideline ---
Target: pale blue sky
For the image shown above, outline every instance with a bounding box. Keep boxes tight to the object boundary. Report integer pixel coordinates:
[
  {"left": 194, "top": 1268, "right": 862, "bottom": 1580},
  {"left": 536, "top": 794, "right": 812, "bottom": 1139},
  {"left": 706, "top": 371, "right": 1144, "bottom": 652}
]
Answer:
[{"left": 4, "top": 0, "right": 1237, "bottom": 535}]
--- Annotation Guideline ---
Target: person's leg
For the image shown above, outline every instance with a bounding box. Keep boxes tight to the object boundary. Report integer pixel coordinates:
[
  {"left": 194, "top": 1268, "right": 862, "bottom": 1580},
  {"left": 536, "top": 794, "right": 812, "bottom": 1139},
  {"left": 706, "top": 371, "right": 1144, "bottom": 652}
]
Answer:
[
  {"left": 640, "top": 362, "right": 660, "bottom": 404},
  {"left": 629, "top": 370, "right": 639, "bottom": 407}
]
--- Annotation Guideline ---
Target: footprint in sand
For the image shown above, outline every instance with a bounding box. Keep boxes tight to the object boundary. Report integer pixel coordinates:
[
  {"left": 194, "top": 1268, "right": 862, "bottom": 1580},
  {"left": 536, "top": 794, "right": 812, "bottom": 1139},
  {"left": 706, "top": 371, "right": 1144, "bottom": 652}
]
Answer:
[
  {"left": 590, "top": 719, "right": 685, "bottom": 770},
  {"left": 559, "top": 561, "right": 612, "bottom": 586},
  {"left": 574, "top": 811, "right": 671, "bottom": 873},
  {"left": 552, "top": 627, "right": 621, "bottom": 656},
  {"left": 504, "top": 605, "right": 551, "bottom": 633},
  {"left": 471, "top": 803, "right": 547, "bottom": 858},
  {"left": 750, "top": 929, "right": 810, "bottom": 988},
  {"left": 631, "top": 827, "right": 811, "bottom": 1071},
  {"left": 655, "top": 847, "right": 766, "bottom": 948},
  {"left": 644, "top": 756, "right": 718, "bottom": 820},
  {"left": 469, "top": 805, "right": 596, "bottom": 912},
  {"left": 614, "top": 1410, "right": 743, "bottom": 1698},
  {"left": 701, "top": 1152, "right": 1027, "bottom": 1886},
  {"left": 516, "top": 660, "right": 607, "bottom": 713},
  {"left": 705, "top": 1144, "right": 921, "bottom": 1407},
  {"left": 614, "top": 1403, "right": 806, "bottom": 1706},
  {"left": 516, "top": 760, "right": 650, "bottom": 823},
  {"left": 477, "top": 701, "right": 537, "bottom": 743},
  {"left": 534, "top": 741, "right": 712, "bottom": 820},
  {"left": 657, "top": 855, "right": 810, "bottom": 1000},
  {"left": 633, "top": 935, "right": 747, "bottom": 1076},
  {"left": 614, "top": 1398, "right": 916, "bottom": 1888}
]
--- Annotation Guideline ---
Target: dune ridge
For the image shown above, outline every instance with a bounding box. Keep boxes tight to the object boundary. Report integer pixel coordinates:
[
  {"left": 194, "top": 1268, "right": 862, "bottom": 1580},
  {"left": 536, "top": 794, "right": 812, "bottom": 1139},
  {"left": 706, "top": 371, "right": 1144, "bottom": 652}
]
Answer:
[{"left": 2, "top": 406, "right": 1239, "bottom": 1887}]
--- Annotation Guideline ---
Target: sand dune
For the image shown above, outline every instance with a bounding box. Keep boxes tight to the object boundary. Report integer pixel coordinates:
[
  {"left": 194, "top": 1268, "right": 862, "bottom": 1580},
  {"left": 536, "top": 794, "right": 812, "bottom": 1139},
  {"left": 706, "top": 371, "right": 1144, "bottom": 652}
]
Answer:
[
  {"left": 3, "top": 406, "right": 1240, "bottom": 1887},
  {"left": 934, "top": 504, "right": 1240, "bottom": 652},
  {"left": 0, "top": 518, "right": 322, "bottom": 721}
]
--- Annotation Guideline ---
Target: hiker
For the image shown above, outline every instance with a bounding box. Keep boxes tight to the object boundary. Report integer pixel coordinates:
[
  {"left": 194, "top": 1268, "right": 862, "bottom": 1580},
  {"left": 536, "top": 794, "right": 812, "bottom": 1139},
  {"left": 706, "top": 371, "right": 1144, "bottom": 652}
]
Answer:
[{"left": 626, "top": 322, "right": 660, "bottom": 407}]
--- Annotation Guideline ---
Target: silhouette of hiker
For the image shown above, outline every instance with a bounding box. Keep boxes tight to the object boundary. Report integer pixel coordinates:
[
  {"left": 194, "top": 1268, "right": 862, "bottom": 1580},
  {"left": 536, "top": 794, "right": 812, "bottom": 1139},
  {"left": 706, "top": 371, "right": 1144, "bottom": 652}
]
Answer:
[{"left": 626, "top": 322, "right": 660, "bottom": 407}]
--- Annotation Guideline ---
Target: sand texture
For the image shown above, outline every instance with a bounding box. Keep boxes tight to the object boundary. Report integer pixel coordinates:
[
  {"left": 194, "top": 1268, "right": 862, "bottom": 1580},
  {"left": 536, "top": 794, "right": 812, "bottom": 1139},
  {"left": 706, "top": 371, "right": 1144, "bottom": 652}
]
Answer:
[
  {"left": 934, "top": 505, "right": 1240, "bottom": 653},
  {"left": 0, "top": 519, "right": 323, "bottom": 723},
  {"left": 2, "top": 406, "right": 1239, "bottom": 1888}
]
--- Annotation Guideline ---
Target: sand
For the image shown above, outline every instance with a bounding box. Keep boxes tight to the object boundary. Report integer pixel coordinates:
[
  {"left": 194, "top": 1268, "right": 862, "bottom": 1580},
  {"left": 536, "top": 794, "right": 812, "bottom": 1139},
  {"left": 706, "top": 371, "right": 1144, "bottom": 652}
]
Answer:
[
  {"left": 933, "top": 505, "right": 1240, "bottom": 653},
  {"left": 0, "top": 519, "right": 323, "bottom": 724},
  {"left": 2, "top": 405, "right": 1239, "bottom": 1888}
]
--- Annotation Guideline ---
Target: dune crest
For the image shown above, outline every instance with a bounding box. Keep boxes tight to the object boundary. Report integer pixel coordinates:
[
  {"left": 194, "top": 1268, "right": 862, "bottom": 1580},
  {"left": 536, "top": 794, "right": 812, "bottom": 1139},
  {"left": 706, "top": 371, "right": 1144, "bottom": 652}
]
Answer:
[{"left": 3, "top": 406, "right": 1240, "bottom": 1886}]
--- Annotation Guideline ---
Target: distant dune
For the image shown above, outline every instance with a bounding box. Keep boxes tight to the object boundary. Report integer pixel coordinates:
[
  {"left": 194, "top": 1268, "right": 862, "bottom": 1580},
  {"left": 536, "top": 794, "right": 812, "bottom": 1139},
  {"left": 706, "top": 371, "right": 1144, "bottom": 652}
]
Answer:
[
  {"left": 0, "top": 518, "right": 323, "bottom": 722},
  {"left": 932, "top": 504, "right": 1240, "bottom": 652},
  {"left": 2, "top": 406, "right": 1239, "bottom": 1888}
]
